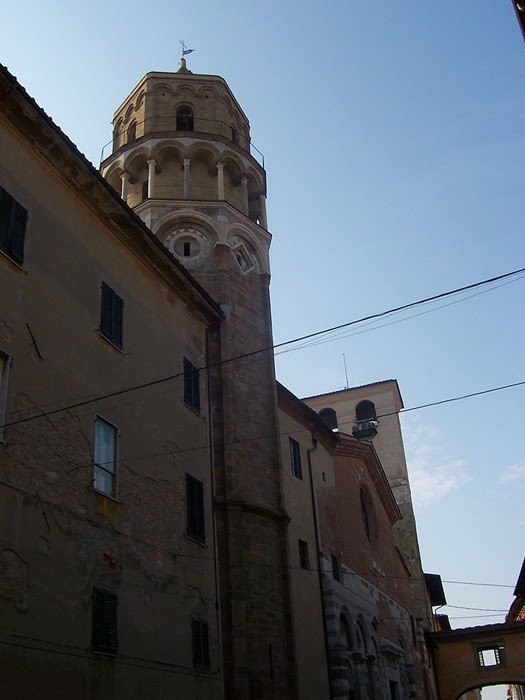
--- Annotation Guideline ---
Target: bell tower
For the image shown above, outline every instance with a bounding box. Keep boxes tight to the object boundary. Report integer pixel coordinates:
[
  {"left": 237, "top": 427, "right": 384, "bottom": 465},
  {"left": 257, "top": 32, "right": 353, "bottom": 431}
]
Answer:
[{"left": 101, "top": 60, "right": 295, "bottom": 699}]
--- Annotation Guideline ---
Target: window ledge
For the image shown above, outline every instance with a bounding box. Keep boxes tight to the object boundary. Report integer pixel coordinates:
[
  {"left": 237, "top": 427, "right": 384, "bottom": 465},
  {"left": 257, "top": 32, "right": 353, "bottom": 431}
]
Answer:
[
  {"left": 91, "top": 648, "right": 118, "bottom": 657},
  {"left": 92, "top": 487, "right": 120, "bottom": 504},
  {"left": 183, "top": 400, "right": 201, "bottom": 417},
  {"left": 97, "top": 330, "right": 124, "bottom": 354},
  {"left": 0, "top": 249, "right": 24, "bottom": 271},
  {"left": 186, "top": 534, "right": 206, "bottom": 547}
]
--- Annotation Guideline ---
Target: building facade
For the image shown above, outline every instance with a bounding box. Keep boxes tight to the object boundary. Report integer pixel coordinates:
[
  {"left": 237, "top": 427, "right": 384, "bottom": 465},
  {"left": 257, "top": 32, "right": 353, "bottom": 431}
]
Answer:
[
  {"left": 0, "top": 58, "right": 439, "bottom": 699},
  {"left": 0, "top": 63, "right": 224, "bottom": 698}
]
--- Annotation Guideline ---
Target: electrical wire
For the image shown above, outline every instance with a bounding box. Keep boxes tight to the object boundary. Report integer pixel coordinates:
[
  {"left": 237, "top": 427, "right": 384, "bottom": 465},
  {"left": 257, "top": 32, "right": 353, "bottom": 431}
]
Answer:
[
  {"left": 2, "top": 264, "right": 524, "bottom": 431},
  {"left": 274, "top": 274, "right": 525, "bottom": 355},
  {"left": 0, "top": 475, "right": 515, "bottom": 590},
  {"left": 58, "top": 377, "right": 525, "bottom": 473}
]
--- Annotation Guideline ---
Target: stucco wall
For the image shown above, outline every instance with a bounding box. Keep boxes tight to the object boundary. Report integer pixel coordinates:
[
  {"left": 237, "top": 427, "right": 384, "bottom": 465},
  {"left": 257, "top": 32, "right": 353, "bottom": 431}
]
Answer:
[{"left": 0, "top": 111, "right": 222, "bottom": 698}]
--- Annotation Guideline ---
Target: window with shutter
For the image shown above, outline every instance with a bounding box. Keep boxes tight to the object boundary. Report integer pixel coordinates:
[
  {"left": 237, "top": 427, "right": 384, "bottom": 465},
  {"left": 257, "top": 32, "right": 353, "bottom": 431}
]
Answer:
[
  {"left": 0, "top": 187, "right": 28, "bottom": 265},
  {"left": 191, "top": 618, "right": 210, "bottom": 668},
  {"left": 92, "top": 588, "right": 118, "bottom": 654},
  {"left": 183, "top": 357, "right": 200, "bottom": 413},
  {"left": 100, "top": 283, "right": 124, "bottom": 349},
  {"left": 186, "top": 473, "right": 205, "bottom": 542}
]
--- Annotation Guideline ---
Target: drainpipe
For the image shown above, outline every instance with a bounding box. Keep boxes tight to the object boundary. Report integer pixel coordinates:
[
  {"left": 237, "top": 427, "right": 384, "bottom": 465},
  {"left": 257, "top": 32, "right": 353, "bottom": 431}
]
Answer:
[
  {"left": 307, "top": 433, "right": 334, "bottom": 700},
  {"left": 206, "top": 327, "right": 224, "bottom": 685}
]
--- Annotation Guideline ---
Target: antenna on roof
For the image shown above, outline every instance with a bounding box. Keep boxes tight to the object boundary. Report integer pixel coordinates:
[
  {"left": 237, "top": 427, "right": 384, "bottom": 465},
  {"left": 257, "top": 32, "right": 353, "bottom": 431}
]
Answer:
[
  {"left": 343, "top": 353, "right": 349, "bottom": 389},
  {"left": 180, "top": 40, "right": 195, "bottom": 58}
]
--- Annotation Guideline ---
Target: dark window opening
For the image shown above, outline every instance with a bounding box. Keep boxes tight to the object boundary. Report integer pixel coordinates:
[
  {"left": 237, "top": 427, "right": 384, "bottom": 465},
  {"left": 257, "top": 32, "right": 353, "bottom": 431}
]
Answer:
[
  {"left": 289, "top": 438, "right": 302, "bottom": 479},
  {"left": 192, "top": 619, "right": 210, "bottom": 668},
  {"left": 100, "top": 283, "right": 124, "bottom": 349},
  {"left": 389, "top": 681, "right": 400, "bottom": 700},
  {"left": 183, "top": 357, "right": 200, "bottom": 413},
  {"left": 0, "top": 187, "right": 28, "bottom": 264},
  {"left": 356, "top": 400, "right": 377, "bottom": 422},
  {"left": 141, "top": 180, "right": 148, "bottom": 201},
  {"left": 183, "top": 241, "right": 191, "bottom": 257},
  {"left": 331, "top": 554, "right": 341, "bottom": 582},
  {"left": 298, "top": 540, "right": 310, "bottom": 569},
  {"left": 319, "top": 407, "right": 338, "bottom": 431},
  {"left": 231, "top": 126, "right": 238, "bottom": 144},
  {"left": 186, "top": 473, "right": 205, "bottom": 542},
  {"left": 177, "top": 105, "right": 194, "bottom": 131},
  {"left": 92, "top": 588, "right": 118, "bottom": 654},
  {"left": 127, "top": 122, "right": 136, "bottom": 143}
]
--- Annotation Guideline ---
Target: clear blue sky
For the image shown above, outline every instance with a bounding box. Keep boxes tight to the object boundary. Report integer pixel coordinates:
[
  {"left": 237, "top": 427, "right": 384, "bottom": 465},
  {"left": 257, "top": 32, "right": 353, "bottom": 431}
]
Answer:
[{"left": 3, "top": 3, "right": 524, "bottom": 696}]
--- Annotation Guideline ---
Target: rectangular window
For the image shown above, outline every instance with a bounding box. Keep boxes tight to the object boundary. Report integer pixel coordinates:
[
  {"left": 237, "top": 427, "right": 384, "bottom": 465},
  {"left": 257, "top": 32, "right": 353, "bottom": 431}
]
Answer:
[
  {"left": 0, "top": 187, "right": 28, "bottom": 264},
  {"left": 186, "top": 473, "right": 205, "bottom": 542},
  {"left": 183, "top": 357, "right": 200, "bottom": 413},
  {"left": 100, "top": 282, "right": 124, "bottom": 349},
  {"left": 298, "top": 540, "right": 310, "bottom": 570},
  {"left": 476, "top": 644, "right": 504, "bottom": 667},
  {"left": 183, "top": 241, "right": 191, "bottom": 257},
  {"left": 289, "top": 438, "right": 302, "bottom": 479},
  {"left": 94, "top": 417, "right": 118, "bottom": 498},
  {"left": 92, "top": 588, "right": 118, "bottom": 654},
  {"left": 0, "top": 351, "right": 10, "bottom": 442},
  {"left": 141, "top": 180, "right": 148, "bottom": 201},
  {"left": 191, "top": 619, "right": 210, "bottom": 668}
]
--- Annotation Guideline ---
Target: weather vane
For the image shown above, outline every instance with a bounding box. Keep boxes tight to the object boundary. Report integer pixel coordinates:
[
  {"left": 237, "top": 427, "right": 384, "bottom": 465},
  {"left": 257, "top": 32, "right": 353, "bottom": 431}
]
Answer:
[{"left": 180, "top": 40, "right": 195, "bottom": 58}]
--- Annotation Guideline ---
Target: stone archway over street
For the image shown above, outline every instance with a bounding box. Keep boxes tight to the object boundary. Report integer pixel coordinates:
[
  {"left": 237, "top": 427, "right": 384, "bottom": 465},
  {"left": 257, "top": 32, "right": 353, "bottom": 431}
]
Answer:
[{"left": 430, "top": 621, "right": 525, "bottom": 699}]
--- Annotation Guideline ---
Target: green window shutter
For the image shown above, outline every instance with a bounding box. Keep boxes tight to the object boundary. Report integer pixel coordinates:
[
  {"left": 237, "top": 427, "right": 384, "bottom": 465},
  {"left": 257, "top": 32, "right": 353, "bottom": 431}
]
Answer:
[
  {"left": 201, "top": 622, "right": 210, "bottom": 667},
  {"left": 183, "top": 358, "right": 200, "bottom": 412},
  {"left": 10, "top": 202, "right": 28, "bottom": 264},
  {"left": 0, "top": 188, "right": 28, "bottom": 263},
  {"left": 112, "top": 293, "right": 124, "bottom": 348},
  {"left": 92, "top": 588, "right": 107, "bottom": 652},
  {"left": 186, "top": 474, "right": 205, "bottom": 542},
  {"left": 92, "top": 588, "right": 118, "bottom": 654},
  {"left": 192, "top": 618, "right": 202, "bottom": 665},
  {"left": 100, "top": 283, "right": 113, "bottom": 338},
  {"left": 106, "top": 592, "right": 119, "bottom": 653},
  {"left": 100, "top": 283, "right": 123, "bottom": 348},
  {"left": 0, "top": 190, "right": 11, "bottom": 254}
]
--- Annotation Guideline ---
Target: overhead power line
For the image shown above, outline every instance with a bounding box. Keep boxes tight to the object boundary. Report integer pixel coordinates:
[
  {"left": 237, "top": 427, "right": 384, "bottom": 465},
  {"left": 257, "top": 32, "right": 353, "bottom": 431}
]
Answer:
[
  {"left": 1, "top": 265, "right": 524, "bottom": 431},
  {"left": 59, "top": 377, "right": 525, "bottom": 474}
]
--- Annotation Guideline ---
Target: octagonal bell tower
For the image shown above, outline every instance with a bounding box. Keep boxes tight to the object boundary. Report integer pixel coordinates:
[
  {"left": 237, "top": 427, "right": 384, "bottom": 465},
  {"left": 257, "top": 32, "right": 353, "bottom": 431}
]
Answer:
[
  {"left": 101, "top": 60, "right": 295, "bottom": 699},
  {"left": 101, "top": 58, "right": 269, "bottom": 281}
]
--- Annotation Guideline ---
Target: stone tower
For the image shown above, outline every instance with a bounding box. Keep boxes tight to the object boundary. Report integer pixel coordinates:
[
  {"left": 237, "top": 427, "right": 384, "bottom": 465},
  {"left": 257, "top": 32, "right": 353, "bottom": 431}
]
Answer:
[{"left": 101, "top": 59, "right": 295, "bottom": 699}]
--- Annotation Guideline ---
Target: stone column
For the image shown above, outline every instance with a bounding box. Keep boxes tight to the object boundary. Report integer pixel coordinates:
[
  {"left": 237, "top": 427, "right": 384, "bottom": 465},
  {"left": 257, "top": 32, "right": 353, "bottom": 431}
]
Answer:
[
  {"left": 120, "top": 171, "right": 131, "bottom": 201},
  {"left": 183, "top": 158, "right": 191, "bottom": 200},
  {"left": 259, "top": 194, "right": 268, "bottom": 229},
  {"left": 240, "top": 175, "right": 249, "bottom": 215},
  {"left": 216, "top": 161, "right": 225, "bottom": 201},
  {"left": 147, "top": 157, "right": 157, "bottom": 199}
]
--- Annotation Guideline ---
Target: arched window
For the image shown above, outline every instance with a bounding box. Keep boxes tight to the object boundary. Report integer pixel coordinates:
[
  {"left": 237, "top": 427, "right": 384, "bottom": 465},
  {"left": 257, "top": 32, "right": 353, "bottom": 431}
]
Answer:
[
  {"left": 356, "top": 621, "right": 366, "bottom": 653},
  {"left": 176, "top": 105, "right": 194, "bottom": 131},
  {"left": 340, "top": 613, "right": 352, "bottom": 648},
  {"left": 231, "top": 125, "right": 239, "bottom": 145},
  {"left": 319, "top": 407, "right": 338, "bottom": 431},
  {"left": 355, "top": 400, "right": 376, "bottom": 422},
  {"left": 360, "top": 488, "right": 373, "bottom": 540},
  {"left": 127, "top": 121, "right": 136, "bottom": 143}
]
